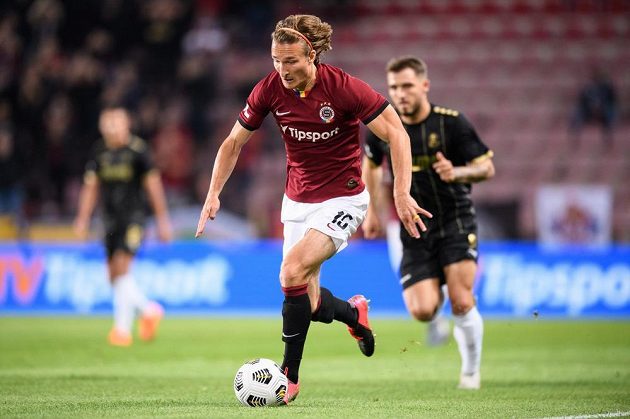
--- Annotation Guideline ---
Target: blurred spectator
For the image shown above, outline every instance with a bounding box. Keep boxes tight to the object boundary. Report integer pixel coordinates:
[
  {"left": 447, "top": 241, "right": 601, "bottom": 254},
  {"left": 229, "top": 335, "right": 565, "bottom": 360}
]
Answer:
[
  {"left": 134, "top": 93, "right": 161, "bottom": 140},
  {"left": 152, "top": 98, "right": 194, "bottom": 206},
  {"left": 246, "top": 148, "right": 285, "bottom": 237},
  {"left": 569, "top": 68, "right": 618, "bottom": 147},
  {"left": 100, "top": 59, "right": 139, "bottom": 110},
  {"left": 0, "top": 125, "right": 25, "bottom": 221},
  {"left": 40, "top": 94, "right": 74, "bottom": 217},
  {"left": 182, "top": 14, "right": 228, "bottom": 56},
  {"left": 1, "top": 0, "right": 280, "bottom": 234},
  {"left": 177, "top": 54, "right": 218, "bottom": 141},
  {"left": 26, "top": 0, "right": 64, "bottom": 46},
  {"left": 97, "top": 0, "right": 141, "bottom": 58},
  {"left": 224, "top": 0, "right": 276, "bottom": 50},
  {"left": 64, "top": 50, "right": 105, "bottom": 154},
  {"left": 138, "top": 0, "right": 192, "bottom": 84},
  {"left": 0, "top": 13, "right": 22, "bottom": 95}
]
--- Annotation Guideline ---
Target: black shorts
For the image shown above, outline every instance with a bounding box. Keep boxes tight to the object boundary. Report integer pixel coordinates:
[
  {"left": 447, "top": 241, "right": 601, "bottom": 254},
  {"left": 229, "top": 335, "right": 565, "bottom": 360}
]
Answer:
[
  {"left": 104, "top": 222, "right": 145, "bottom": 259},
  {"left": 399, "top": 215, "right": 478, "bottom": 290}
]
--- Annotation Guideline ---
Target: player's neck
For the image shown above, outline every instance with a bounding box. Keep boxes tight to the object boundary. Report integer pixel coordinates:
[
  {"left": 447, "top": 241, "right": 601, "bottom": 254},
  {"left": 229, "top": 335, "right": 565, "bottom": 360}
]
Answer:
[
  {"left": 402, "top": 101, "right": 431, "bottom": 125},
  {"left": 294, "top": 64, "right": 317, "bottom": 97},
  {"left": 105, "top": 134, "right": 131, "bottom": 149}
]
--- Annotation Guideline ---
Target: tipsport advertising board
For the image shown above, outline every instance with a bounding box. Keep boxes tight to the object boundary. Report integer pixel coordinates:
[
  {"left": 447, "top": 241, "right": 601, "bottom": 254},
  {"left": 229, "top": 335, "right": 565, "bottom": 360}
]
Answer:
[{"left": 1, "top": 241, "right": 629, "bottom": 317}]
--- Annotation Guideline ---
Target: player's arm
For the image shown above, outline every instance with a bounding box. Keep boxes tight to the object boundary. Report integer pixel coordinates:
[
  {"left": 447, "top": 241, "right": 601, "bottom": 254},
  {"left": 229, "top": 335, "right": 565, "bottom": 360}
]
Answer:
[
  {"left": 73, "top": 172, "right": 100, "bottom": 240},
  {"left": 361, "top": 155, "right": 385, "bottom": 239},
  {"left": 432, "top": 151, "right": 495, "bottom": 183},
  {"left": 196, "top": 121, "right": 255, "bottom": 237},
  {"left": 366, "top": 104, "right": 432, "bottom": 239},
  {"left": 143, "top": 170, "right": 173, "bottom": 242}
]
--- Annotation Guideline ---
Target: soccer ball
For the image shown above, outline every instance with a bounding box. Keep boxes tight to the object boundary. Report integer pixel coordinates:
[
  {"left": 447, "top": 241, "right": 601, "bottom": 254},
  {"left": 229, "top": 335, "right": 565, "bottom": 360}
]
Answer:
[{"left": 233, "top": 358, "right": 288, "bottom": 407}]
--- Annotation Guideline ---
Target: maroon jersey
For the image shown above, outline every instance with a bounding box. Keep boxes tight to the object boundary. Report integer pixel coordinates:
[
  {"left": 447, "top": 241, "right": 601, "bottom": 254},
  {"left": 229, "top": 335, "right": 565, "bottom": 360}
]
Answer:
[{"left": 238, "top": 63, "right": 388, "bottom": 203}]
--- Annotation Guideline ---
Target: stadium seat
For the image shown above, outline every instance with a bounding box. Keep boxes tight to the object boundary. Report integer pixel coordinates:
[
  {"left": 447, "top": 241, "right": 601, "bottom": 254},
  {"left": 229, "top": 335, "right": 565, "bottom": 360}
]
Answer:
[{"left": 334, "top": 0, "right": 629, "bottom": 239}]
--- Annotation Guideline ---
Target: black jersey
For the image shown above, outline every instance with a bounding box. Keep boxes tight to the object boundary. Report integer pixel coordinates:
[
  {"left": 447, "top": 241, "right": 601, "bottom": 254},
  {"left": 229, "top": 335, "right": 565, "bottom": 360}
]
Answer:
[
  {"left": 365, "top": 104, "right": 492, "bottom": 236},
  {"left": 84, "top": 135, "right": 155, "bottom": 226}
]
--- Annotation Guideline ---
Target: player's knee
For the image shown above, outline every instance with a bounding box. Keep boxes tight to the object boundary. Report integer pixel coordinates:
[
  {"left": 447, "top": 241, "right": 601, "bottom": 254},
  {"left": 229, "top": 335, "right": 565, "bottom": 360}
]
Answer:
[
  {"left": 279, "top": 259, "right": 308, "bottom": 288},
  {"left": 409, "top": 305, "right": 438, "bottom": 322},
  {"left": 450, "top": 295, "right": 474, "bottom": 316}
]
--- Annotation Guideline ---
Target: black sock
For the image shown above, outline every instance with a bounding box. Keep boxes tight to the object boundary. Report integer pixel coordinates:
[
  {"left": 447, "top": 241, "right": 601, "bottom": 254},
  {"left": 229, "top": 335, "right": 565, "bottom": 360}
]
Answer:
[
  {"left": 280, "top": 285, "right": 311, "bottom": 384},
  {"left": 312, "top": 287, "right": 358, "bottom": 327}
]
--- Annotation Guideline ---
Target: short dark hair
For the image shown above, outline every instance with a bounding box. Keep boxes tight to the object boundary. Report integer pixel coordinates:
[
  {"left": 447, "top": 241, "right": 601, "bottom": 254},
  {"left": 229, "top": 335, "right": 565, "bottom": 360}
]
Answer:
[
  {"left": 386, "top": 56, "right": 428, "bottom": 77},
  {"left": 100, "top": 105, "right": 128, "bottom": 113}
]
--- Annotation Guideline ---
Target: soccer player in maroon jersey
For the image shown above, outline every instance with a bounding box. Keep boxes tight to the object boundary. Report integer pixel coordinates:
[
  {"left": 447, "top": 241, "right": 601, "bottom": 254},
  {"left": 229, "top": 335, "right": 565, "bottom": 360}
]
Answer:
[{"left": 195, "top": 15, "right": 431, "bottom": 404}]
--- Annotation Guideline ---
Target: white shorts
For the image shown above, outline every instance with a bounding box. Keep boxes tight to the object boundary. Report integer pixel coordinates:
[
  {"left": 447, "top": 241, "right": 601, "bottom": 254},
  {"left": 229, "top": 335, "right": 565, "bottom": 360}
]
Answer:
[{"left": 281, "top": 189, "right": 369, "bottom": 257}]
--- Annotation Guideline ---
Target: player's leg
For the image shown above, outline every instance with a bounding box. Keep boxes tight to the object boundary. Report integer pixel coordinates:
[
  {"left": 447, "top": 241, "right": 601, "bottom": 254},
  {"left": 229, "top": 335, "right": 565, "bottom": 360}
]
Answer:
[
  {"left": 389, "top": 220, "right": 449, "bottom": 345},
  {"left": 108, "top": 248, "right": 135, "bottom": 346},
  {"left": 405, "top": 279, "right": 450, "bottom": 347},
  {"left": 402, "top": 278, "right": 442, "bottom": 322},
  {"left": 108, "top": 224, "right": 163, "bottom": 345},
  {"left": 124, "top": 223, "right": 164, "bottom": 341},
  {"left": 445, "top": 260, "right": 483, "bottom": 389},
  {"left": 279, "top": 228, "right": 336, "bottom": 389},
  {"left": 309, "top": 282, "right": 358, "bottom": 328},
  {"left": 307, "top": 190, "right": 373, "bottom": 356},
  {"left": 399, "top": 239, "right": 446, "bottom": 346},
  {"left": 311, "top": 283, "right": 373, "bottom": 356},
  {"left": 279, "top": 190, "right": 370, "bottom": 403},
  {"left": 426, "top": 283, "right": 451, "bottom": 346}
]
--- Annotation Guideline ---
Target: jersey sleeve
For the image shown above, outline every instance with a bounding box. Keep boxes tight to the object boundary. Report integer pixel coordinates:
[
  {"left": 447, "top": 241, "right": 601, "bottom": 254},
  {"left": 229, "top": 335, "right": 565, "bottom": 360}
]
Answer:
[
  {"left": 83, "top": 142, "right": 101, "bottom": 183},
  {"left": 341, "top": 73, "right": 389, "bottom": 125},
  {"left": 451, "top": 114, "right": 491, "bottom": 164},
  {"left": 130, "top": 137, "right": 155, "bottom": 177},
  {"left": 363, "top": 130, "right": 385, "bottom": 166},
  {"left": 136, "top": 148, "right": 155, "bottom": 176},
  {"left": 237, "top": 78, "right": 271, "bottom": 131}
]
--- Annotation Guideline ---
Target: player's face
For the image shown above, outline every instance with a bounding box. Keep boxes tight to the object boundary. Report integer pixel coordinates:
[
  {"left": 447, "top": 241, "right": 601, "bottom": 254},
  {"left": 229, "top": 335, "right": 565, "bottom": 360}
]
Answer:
[
  {"left": 387, "top": 68, "right": 430, "bottom": 118},
  {"left": 99, "top": 109, "right": 131, "bottom": 148},
  {"left": 271, "top": 41, "right": 313, "bottom": 90}
]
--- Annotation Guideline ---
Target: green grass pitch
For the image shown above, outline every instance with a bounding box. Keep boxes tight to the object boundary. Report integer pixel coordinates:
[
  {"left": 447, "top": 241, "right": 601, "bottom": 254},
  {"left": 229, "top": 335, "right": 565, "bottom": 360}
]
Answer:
[{"left": 1, "top": 317, "right": 629, "bottom": 418}]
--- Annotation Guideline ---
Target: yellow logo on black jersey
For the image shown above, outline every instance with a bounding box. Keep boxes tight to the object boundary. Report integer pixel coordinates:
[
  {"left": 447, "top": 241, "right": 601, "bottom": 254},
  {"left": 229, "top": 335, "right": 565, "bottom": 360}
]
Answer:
[
  {"left": 126, "top": 224, "right": 144, "bottom": 251},
  {"left": 100, "top": 163, "right": 133, "bottom": 181},
  {"left": 428, "top": 133, "right": 440, "bottom": 148}
]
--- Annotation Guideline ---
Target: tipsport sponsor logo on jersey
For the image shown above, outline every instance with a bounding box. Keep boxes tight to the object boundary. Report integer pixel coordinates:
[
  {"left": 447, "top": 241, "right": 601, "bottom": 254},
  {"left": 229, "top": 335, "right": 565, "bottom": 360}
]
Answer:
[{"left": 281, "top": 125, "right": 340, "bottom": 142}]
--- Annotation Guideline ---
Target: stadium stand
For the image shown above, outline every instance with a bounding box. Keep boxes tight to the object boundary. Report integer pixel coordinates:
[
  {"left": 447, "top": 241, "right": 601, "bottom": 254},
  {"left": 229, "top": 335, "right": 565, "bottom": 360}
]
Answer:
[
  {"left": 0, "top": 0, "right": 628, "bottom": 241},
  {"left": 327, "top": 0, "right": 629, "bottom": 240}
]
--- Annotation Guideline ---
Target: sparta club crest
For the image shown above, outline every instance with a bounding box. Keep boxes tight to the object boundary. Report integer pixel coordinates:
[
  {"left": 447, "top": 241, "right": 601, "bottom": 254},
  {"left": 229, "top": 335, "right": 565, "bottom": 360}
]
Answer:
[{"left": 319, "top": 103, "right": 335, "bottom": 123}]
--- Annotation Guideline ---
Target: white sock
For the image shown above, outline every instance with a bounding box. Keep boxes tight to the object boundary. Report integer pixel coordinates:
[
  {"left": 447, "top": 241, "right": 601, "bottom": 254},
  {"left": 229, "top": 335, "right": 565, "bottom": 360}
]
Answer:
[
  {"left": 118, "top": 273, "right": 150, "bottom": 314},
  {"left": 112, "top": 275, "right": 135, "bottom": 334},
  {"left": 453, "top": 305, "right": 483, "bottom": 375},
  {"left": 434, "top": 283, "right": 449, "bottom": 320},
  {"left": 112, "top": 273, "right": 150, "bottom": 333}
]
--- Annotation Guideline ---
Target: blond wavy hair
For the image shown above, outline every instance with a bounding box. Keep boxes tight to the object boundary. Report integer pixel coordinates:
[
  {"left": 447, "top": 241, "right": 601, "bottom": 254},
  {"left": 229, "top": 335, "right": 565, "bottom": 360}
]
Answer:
[{"left": 272, "top": 14, "right": 332, "bottom": 65}]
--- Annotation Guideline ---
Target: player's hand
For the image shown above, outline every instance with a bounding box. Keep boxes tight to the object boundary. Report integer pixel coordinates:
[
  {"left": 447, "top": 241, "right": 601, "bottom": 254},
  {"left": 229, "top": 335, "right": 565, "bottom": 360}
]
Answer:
[
  {"left": 393, "top": 192, "right": 432, "bottom": 239},
  {"left": 195, "top": 195, "right": 220, "bottom": 238},
  {"left": 433, "top": 152, "right": 456, "bottom": 182},
  {"left": 73, "top": 218, "right": 89, "bottom": 241},
  {"left": 362, "top": 209, "right": 383, "bottom": 239}
]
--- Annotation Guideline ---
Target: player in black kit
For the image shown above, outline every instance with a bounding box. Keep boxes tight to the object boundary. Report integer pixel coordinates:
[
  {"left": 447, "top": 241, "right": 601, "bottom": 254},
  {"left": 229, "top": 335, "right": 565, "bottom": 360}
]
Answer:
[
  {"left": 362, "top": 56, "right": 494, "bottom": 389},
  {"left": 74, "top": 107, "right": 172, "bottom": 346}
]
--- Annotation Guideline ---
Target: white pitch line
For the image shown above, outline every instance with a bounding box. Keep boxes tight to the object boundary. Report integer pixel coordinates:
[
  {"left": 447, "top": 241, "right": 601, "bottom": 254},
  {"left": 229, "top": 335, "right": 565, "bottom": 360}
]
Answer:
[{"left": 540, "top": 412, "right": 630, "bottom": 419}]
